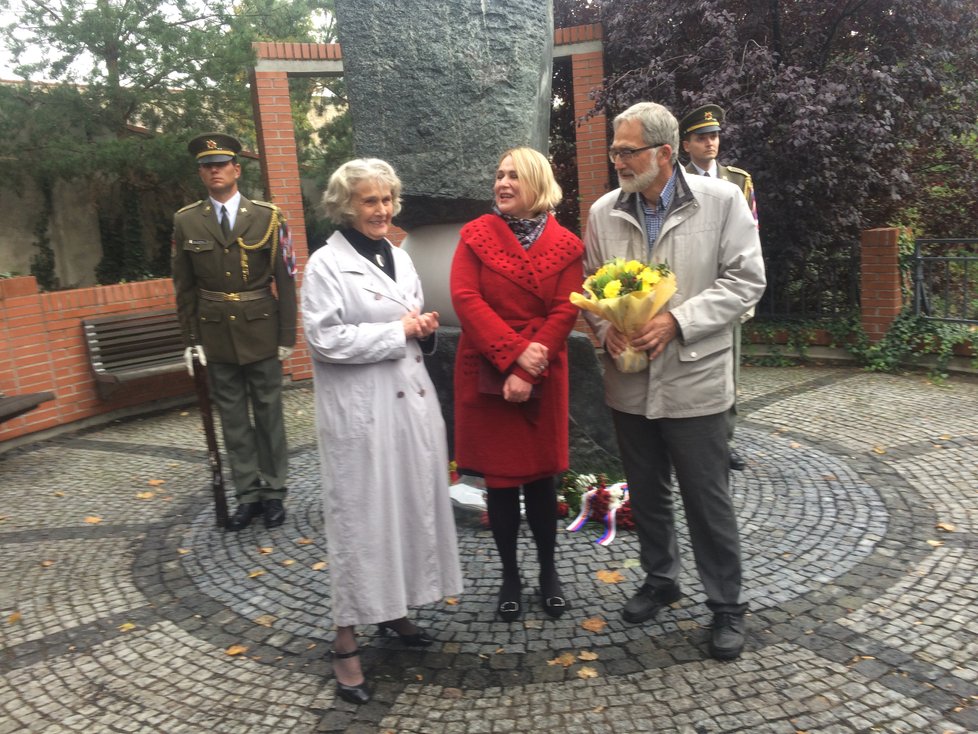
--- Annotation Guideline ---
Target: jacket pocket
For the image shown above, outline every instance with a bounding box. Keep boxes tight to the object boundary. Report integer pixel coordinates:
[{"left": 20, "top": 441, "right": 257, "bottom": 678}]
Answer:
[
  {"left": 678, "top": 329, "right": 731, "bottom": 362},
  {"left": 183, "top": 240, "right": 215, "bottom": 254}
]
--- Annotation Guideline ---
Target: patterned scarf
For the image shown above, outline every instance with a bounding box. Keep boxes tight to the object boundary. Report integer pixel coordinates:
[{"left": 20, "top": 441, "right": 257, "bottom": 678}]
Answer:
[{"left": 492, "top": 206, "right": 548, "bottom": 250}]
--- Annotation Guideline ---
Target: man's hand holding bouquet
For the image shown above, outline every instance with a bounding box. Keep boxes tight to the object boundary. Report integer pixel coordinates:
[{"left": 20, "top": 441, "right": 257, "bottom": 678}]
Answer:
[{"left": 570, "top": 258, "right": 677, "bottom": 373}]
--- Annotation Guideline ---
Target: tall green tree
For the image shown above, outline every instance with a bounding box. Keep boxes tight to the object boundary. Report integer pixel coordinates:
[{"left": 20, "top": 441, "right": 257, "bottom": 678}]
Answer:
[
  {"left": 596, "top": 0, "right": 978, "bottom": 314},
  {"left": 0, "top": 0, "right": 336, "bottom": 284}
]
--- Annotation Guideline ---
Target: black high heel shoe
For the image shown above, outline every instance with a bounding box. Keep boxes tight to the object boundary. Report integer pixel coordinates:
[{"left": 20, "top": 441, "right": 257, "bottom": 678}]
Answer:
[
  {"left": 377, "top": 620, "right": 435, "bottom": 647},
  {"left": 330, "top": 648, "right": 370, "bottom": 705}
]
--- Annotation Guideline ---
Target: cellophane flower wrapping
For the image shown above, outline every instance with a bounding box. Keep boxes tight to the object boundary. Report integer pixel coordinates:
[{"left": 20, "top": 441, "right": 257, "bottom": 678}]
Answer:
[{"left": 571, "top": 258, "right": 677, "bottom": 373}]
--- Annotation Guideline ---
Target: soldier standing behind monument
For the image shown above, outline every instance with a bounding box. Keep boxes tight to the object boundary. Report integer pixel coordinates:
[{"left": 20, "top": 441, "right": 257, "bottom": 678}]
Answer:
[
  {"left": 171, "top": 133, "right": 297, "bottom": 531},
  {"left": 680, "top": 104, "right": 758, "bottom": 471}
]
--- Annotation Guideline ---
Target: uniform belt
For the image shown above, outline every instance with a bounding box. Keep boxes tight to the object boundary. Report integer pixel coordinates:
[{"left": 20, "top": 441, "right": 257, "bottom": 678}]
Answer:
[{"left": 198, "top": 287, "right": 272, "bottom": 302}]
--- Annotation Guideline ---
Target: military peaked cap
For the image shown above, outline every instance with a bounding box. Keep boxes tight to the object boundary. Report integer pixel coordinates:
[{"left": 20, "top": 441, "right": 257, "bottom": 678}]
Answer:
[
  {"left": 680, "top": 104, "right": 724, "bottom": 138},
  {"left": 188, "top": 132, "right": 242, "bottom": 164}
]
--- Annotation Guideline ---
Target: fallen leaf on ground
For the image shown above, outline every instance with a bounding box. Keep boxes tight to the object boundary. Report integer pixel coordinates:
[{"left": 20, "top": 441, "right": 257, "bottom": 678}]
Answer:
[
  {"left": 622, "top": 558, "right": 641, "bottom": 569},
  {"left": 147, "top": 479, "right": 165, "bottom": 486},
  {"left": 248, "top": 569, "right": 266, "bottom": 578},
  {"left": 281, "top": 559, "right": 296, "bottom": 566},
  {"left": 40, "top": 560, "right": 55, "bottom": 568},
  {"left": 935, "top": 522, "right": 956, "bottom": 532},
  {"left": 54, "top": 491, "right": 64, "bottom": 497},
  {"left": 578, "top": 651, "right": 599, "bottom": 661},
  {"left": 177, "top": 548, "right": 192, "bottom": 555},
  {"left": 789, "top": 442, "right": 802, "bottom": 449},
  {"left": 258, "top": 546, "right": 274, "bottom": 554},
  {"left": 225, "top": 644, "right": 248, "bottom": 656},
  {"left": 582, "top": 617, "right": 607, "bottom": 633},
  {"left": 255, "top": 615, "right": 276, "bottom": 627},
  {"left": 548, "top": 652, "right": 576, "bottom": 667},
  {"left": 84, "top": 516, "right": 102, "bottom": 524},
  {"left": 444, "top": 597, "right": 459, "bottom": 605},
  {"left": 295, "top": 537, "right": 314, "bottom": 545},
  {"left": 311, "top": 561, "right": 328, "bottom": 571},
  {"left": 926, "top": 539, "right": 944, "bottom": 547},
  {"left": 7, "top": 611, "right": 22, "bottom": 624},
  {"left": 593, "top": 705, "right": 606, "bottom": 713},
  {"left": 118, "top": 622, "right": 136, "bottom": 632},
  {"left": 577, "top": 666, "right": 599, "bottom": 679},
  {"left": 135, "top": 492, "right": 154, "bottom": 500},
  {"left": 872, "top": 446, "right": 887, "bottom": 455},
  {"left": 596, "top": 569, "right": 625, "bottom": 584},
  {"left": 822, "top": 474, "right": 837, "bottom": 481}
]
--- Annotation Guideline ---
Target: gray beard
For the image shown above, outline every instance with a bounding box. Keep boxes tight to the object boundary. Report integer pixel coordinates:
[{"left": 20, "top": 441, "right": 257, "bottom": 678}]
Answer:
[{"left": 618, "top": 160, "right": 659, "bottom": 194}]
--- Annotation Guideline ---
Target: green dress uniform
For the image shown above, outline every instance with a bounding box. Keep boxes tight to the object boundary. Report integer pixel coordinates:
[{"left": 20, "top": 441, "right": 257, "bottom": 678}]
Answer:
[{"left": 171, "top": 194, "right": 297, "bottom": 503}]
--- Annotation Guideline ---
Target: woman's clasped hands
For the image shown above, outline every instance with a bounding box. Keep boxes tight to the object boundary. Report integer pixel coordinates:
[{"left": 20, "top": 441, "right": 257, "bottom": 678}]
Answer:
[
  {"left": 504, "top": 341, "right": 548, "bottom": 403},
  {"left": 401, "top": 309, "right": 439, "bottom": 340}
]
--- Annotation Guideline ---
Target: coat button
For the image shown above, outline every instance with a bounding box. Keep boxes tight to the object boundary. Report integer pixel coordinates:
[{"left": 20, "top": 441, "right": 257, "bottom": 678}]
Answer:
[
  {"left": 230, "top": 315, "right": 236, "bottom": 321},
  {"left": 689, "top": 351, "right": 697, "bottom": 358},
  {"left": 415, "top": 355, "right": 422, "bottom": 362},
  {"left": 418, "top": 388, "right": 426, "bottom": 397},
  {"left": 374, "top": 293, "right": 383, "bottom": 300},
  {"left": 396, "top": 391, "right": 405, "bottom": 398},
  {"left": 225, "top": 271, "right": 232, "bottom": 277}
]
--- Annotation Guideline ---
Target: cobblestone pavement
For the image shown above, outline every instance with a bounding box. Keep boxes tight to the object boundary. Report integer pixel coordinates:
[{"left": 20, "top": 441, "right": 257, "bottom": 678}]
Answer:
[{"left": 1, "top": 366, "right": 976, "bottom": 734}]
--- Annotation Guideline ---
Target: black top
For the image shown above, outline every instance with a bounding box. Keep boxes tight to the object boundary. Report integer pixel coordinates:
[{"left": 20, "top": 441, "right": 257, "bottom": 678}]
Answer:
[{"left": 342, "top": 227, "right": 396, "bottom": 281}]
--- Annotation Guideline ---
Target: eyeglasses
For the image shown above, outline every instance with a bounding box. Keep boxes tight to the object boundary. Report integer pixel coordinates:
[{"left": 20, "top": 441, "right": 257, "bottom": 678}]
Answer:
[{"left": 608, "top": 144, "right": 666, "bottom": 163}]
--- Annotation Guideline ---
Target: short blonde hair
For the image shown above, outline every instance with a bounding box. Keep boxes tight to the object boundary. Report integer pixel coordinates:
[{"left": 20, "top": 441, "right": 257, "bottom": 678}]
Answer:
[
  {"left": 322, "top": 158, "right": 403, "bottom": 227},
  {"left": 498, "top": 147, "right": 562, "bottom": 216}
]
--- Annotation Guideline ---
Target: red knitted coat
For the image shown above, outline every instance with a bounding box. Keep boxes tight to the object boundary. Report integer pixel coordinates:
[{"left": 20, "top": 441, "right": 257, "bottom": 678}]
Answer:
[{"left": 450, "top": 214, "right": 584, "bottom": 488}]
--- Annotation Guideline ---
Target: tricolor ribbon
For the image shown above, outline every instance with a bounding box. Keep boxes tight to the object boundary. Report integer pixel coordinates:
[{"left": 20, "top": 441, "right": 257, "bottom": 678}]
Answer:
[{"left": 566, "top": 482, "right": 629, "bottom": 546}]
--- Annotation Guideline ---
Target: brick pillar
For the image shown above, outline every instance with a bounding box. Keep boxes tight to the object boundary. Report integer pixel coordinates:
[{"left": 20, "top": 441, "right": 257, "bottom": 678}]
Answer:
[
  {"left": 569, "top": 31, "right": 609, "bottom": 237},
  {"left": 250, "top": 69, "right": 312, "bottom": 380},
  {"left": 860, "top": 227, "right": 903, "bottom": 343}
]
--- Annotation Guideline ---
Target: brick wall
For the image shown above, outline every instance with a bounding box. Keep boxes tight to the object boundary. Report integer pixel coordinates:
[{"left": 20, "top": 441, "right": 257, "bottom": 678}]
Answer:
[
  {"left": 0, "top": 276, "right": 310, "bottom": 445},
  {"left": 860, "top": 228, "right": 903, "bottom": 343}
]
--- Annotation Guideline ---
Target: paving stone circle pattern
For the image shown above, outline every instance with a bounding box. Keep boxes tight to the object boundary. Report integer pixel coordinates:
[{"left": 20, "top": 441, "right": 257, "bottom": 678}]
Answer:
[{"left": 1, "top": 366, "right": 976, "bottom": 733}]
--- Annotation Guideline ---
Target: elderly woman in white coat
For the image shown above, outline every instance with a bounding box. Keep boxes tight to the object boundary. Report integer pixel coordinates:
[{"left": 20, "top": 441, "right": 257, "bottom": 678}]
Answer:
[{"left": 301, "top": 158, "right": 463, "bottom": 706}]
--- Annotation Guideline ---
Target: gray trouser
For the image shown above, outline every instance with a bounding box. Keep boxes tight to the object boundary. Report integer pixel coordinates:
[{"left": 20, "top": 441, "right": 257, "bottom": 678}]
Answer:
[
  {"left": 612, "top": 409, "right": 746, "bottom": 612},
  {"left": 208, "top": 357, "right": 288, "bottom": 502}
]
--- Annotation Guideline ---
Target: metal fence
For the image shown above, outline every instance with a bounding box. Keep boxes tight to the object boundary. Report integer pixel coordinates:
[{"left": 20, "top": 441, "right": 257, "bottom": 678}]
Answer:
[
  {"left": 755, "top": 246, "right": 861, "bottom": 321},
  {"left": 913, "top": 238, "right": 978, "bottom": 325}
]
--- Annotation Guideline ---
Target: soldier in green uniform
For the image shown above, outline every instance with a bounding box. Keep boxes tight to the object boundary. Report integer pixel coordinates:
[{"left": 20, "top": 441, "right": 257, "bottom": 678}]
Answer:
[
  {"left": 172, "top": 133, "right": 297, "bottom": 530},
  {"left": 679, "top": 105, "right": 758, "bottom": 471}
]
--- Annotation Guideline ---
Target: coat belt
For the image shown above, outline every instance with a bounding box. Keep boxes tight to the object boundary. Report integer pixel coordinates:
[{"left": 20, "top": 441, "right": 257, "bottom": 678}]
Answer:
[{"left": 198, "top": 287, "right": 272, "bottom": 302}]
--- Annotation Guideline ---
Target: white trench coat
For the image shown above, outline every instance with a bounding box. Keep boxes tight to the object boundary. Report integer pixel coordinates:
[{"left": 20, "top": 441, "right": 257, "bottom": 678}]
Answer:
[{"left": 301, "top": 231, "right": 463, "bottom": 627}]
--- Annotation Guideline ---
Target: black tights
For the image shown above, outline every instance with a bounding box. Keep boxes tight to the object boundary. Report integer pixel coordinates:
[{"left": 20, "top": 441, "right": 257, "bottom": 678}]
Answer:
[{"left": 485, "top": 476, "right": 561, "bottom": 598}]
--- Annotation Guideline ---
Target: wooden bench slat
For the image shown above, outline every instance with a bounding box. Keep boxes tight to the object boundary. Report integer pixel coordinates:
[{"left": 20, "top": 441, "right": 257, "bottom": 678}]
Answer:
[{"left": 82, "top": 309, "right": 187, "bottom": 398}]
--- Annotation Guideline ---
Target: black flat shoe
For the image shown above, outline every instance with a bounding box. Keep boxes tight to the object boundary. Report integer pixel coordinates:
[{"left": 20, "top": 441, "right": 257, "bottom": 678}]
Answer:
[
  {"left": 225, "top": 501, "right": 263, "bottom": 532},
  {"left": 330, "top": 648, "right": 370, "bottom": 705},
  {"left": 377, "top": 620, "right": 434, "bottom": 647},
  {"left": 496, "top": 581, "right": 523, "bottom": 622},
  {"left": 262, "top": 498, "right": 286, "bottom": 528},
  {"left": 542, "top": 594, "right": 569, "bottom": 618}
]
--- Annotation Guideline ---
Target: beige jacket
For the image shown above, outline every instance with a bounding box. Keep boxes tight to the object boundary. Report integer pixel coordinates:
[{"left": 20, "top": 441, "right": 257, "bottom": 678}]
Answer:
[{"left": 583, "top": 168, "right": 765, "bottom": 419}]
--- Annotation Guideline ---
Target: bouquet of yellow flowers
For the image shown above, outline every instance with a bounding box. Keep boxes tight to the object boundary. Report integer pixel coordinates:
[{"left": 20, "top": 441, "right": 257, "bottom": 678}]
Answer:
[{"left": 570, "top": 258, "right": 677, "bottom": 373}]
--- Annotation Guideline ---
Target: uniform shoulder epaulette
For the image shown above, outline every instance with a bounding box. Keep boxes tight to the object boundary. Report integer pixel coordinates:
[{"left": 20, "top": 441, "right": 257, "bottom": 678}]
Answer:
[
  {"left": 725, "top": 165, "right": 752, "bottom": 179},
  {"left": 252, "top": 199, "right": 281, "bottom": 212},
  {"left": 176, "top": 200, "right": 204, "bottom": 214}
]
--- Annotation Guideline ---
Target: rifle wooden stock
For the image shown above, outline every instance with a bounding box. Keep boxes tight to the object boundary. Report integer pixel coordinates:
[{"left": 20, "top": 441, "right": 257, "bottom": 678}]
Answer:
[{"left": 191, "top": 357, "right": 228, "bottom": 527}]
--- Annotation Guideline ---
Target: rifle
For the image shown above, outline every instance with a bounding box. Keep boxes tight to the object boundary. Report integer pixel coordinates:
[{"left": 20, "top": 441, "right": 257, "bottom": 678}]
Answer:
[{"left": 191, "top": 355, "right": 228, "bottom": 527}]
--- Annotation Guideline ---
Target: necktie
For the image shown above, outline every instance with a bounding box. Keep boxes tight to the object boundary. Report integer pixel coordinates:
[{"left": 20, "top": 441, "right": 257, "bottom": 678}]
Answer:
[
  {"left": 703, "top": 171, "right": 710, "bottom": 177},
  {"left": 220, "top": 205, "right": 231, "bottom": 238}
]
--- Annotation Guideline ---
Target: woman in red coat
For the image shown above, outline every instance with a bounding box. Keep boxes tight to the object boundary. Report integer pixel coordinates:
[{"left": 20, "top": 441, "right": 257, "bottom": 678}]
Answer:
[{"left": 451, "top": 147, "right": 584, "bottom": 622}]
